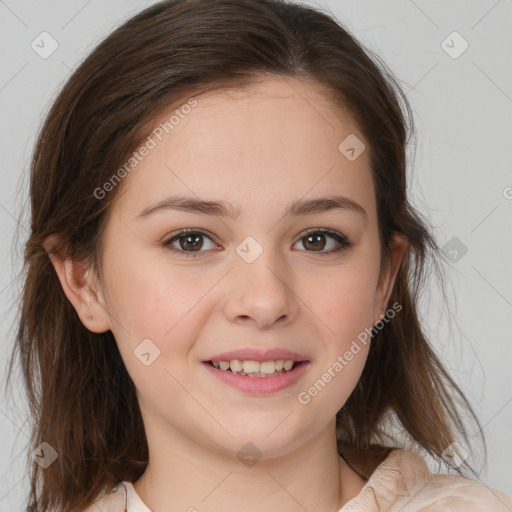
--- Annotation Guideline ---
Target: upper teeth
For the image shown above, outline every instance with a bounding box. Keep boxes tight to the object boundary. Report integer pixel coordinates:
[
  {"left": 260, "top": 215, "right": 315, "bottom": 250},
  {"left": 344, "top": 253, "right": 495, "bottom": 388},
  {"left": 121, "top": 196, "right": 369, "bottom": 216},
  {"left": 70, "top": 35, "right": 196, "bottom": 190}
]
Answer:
[{"left": 212, "top": 359, "right": 295, "bottom": 373}]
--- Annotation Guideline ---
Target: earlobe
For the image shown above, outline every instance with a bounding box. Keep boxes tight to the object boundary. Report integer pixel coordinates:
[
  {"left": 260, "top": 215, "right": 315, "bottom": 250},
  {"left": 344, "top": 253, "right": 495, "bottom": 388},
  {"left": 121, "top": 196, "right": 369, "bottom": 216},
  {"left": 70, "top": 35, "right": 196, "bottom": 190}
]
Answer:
[
  {"left": 44, "top": 235, "right": 111, "bottom": 333},
  {"left": 372, "top": 233, "right": 409, "bottom": 325}
]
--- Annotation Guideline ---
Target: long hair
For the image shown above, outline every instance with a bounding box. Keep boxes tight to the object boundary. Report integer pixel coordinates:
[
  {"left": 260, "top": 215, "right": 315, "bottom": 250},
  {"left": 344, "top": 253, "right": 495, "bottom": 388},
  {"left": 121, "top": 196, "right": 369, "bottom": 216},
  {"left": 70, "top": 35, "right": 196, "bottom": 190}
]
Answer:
[{"left": 6, "top": 0, "right": 484, "bottom": 510}]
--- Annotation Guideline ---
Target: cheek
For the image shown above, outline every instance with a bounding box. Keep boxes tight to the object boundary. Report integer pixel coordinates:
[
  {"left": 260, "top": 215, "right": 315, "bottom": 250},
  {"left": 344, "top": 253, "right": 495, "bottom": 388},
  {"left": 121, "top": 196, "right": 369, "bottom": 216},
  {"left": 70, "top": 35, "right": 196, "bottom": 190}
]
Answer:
[
  {"left": 311, "top": 259, "right": 380, "bottom": 345},
  {"left": 297, "top": 333, "right": 369, "bottom": 425},
  {"left": 301, "top": 281, "right": 373, "bottom": 414},
  {"left": 103, "top": 253, "right": 215, "bottom": 359},
  {"left": 103, "top": 260, "right": 208, "bottom": 391},
  {"left": 314, "top": 251, "right": 379, "bottom": 404}
]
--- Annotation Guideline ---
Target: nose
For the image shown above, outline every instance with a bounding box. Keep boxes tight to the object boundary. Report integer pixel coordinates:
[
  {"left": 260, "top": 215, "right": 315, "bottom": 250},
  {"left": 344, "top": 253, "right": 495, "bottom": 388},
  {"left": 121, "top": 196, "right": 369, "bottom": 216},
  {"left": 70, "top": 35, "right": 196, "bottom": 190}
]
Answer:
[{"left": 223, "top": 246, "right": 299, "bottom": 330}]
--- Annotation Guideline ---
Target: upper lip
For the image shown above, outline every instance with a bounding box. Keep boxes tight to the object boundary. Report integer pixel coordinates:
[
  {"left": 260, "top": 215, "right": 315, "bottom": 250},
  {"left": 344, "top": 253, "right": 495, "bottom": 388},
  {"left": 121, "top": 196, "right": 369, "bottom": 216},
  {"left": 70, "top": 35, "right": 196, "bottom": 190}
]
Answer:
[{"left": 205, "top": 348, "right": 310, "bottom": 363}]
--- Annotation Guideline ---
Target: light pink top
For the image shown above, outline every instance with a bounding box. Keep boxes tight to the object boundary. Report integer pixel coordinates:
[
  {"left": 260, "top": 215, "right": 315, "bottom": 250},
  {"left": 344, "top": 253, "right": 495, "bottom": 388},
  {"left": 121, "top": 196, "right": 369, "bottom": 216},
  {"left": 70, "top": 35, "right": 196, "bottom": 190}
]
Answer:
[{"left": 84, "top": 448, "right": 512, "bottom": 511}]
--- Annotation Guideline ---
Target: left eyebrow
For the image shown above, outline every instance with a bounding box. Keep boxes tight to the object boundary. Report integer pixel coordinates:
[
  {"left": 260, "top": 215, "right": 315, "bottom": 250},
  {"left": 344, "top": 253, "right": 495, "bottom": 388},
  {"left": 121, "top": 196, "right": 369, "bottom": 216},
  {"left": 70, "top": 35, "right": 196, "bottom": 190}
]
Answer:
[{"left": 135, "top": 194, "right": 368, "bottom": 223}]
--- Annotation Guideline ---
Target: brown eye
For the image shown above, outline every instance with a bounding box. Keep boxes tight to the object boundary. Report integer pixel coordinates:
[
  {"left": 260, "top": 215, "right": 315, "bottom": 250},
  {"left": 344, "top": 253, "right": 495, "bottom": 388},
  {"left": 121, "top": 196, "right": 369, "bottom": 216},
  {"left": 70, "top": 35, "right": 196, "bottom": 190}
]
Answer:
[
  {"left": 294, "top": 229, "right": 354, "bottom": 256},
  {"left": 162, "top": 229, "right": 217, "bottom": 257},
  {"left": 177, "top": 233, "right": 203, "bottom": 251},
  {"left": 302, "top": 233, "right": 327, "bottom": 251}
]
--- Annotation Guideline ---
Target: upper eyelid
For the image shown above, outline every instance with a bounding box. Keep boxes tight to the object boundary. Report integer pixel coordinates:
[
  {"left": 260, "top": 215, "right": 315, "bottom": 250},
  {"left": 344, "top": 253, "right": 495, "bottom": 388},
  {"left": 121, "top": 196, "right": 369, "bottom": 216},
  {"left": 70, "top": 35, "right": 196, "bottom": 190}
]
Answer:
[
  {"left": 164, "top": 228, "right": 218, "bottom": 244},
  {"left": 163, "top": 227, "right": 350, "bottom": 247}
]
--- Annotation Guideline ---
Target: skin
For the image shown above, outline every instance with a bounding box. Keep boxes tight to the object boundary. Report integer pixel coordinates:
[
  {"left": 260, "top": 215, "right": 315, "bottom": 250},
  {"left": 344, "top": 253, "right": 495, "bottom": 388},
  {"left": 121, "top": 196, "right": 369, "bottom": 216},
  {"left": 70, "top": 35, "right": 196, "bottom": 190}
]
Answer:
[{"left": 47, "top": 76, "right": 408, "bottom": 512}]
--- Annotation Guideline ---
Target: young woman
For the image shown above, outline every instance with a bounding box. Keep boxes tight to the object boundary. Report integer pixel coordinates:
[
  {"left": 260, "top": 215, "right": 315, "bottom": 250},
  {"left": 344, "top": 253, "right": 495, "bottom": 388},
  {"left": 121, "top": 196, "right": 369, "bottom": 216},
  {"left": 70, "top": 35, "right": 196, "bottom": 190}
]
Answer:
[{"left": 8, "top": 0, "right": 512, "bottom": 510}]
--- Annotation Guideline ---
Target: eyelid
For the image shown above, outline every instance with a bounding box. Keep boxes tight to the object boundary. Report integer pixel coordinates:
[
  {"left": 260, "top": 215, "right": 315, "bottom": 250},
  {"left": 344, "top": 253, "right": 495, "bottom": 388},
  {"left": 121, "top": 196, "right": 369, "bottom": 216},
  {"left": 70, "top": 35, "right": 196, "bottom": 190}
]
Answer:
[
  {"left": 161, "top": 227, "right": 354, "bottom": 257},
  {"left": 161, "top": 228, "right": 219, "bottom": 257},
  {"left": 296, "top": 228, "right": 354, "bottom": 256}
]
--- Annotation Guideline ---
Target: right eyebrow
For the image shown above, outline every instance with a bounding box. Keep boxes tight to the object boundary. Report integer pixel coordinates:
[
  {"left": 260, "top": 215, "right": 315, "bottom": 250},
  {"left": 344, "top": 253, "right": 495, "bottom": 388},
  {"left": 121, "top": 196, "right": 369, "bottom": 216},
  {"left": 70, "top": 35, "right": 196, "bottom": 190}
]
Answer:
[{"left": 135, "top": 194, "right": 368, "bottom": 224}]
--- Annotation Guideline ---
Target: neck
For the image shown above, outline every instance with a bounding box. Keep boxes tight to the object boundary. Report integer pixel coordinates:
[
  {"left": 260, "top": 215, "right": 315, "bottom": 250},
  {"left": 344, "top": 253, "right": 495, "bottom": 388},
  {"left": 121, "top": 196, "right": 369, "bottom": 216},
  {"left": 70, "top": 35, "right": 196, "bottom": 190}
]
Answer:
[{"left": 132, "top": 416, "right": 367, "bottom": 512}]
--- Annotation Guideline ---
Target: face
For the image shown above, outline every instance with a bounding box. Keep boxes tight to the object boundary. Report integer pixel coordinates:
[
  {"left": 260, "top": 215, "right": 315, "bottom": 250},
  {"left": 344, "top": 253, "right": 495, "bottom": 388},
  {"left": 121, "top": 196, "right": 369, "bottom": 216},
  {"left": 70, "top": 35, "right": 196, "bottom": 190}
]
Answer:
[{"left": 90, "top": 77, "right": 400, "bottom": 458}]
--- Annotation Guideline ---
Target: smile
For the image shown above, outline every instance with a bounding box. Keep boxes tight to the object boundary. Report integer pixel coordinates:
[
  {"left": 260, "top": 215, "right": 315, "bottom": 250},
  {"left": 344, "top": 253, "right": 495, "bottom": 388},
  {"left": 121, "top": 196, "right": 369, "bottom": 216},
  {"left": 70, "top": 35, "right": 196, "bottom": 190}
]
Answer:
[
  {"left": 202, "top": 360, "right": 310, "bottom": 394},
  {"left": 208, "top": 359, "right": 301, "bottom": 377}
]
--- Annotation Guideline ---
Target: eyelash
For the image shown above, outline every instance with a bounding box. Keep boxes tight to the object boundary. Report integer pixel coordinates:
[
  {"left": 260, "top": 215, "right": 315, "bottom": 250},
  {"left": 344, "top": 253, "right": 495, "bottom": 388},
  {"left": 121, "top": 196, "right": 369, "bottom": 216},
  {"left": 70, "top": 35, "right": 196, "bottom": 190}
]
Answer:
[{"left": 161, "top": 228, "right": 354, "bottom": 258}]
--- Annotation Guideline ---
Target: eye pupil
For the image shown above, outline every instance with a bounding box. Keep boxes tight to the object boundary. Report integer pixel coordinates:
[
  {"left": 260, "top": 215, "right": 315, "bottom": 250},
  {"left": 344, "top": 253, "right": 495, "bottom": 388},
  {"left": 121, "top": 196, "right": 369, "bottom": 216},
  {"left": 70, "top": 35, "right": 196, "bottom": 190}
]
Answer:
[
  {"left": 165, "top": 229, "right": 349, "bottom": 257},
  {"left": 304, "top": 233, "right": 326, "bottom": 251},
  {"left": 180, "top": 234, "right": 203, "bottom": 251}
]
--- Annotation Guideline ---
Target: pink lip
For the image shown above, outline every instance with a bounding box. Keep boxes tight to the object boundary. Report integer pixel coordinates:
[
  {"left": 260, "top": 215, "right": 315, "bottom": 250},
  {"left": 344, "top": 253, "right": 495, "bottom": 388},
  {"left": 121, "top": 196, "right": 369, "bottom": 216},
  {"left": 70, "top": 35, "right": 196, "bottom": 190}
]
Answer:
[
  {"left": 202, "top": 361, "right": 310, "bottom": 395},
  {"left": 205, "top": 348, "right": 310, "bottom": 363}
]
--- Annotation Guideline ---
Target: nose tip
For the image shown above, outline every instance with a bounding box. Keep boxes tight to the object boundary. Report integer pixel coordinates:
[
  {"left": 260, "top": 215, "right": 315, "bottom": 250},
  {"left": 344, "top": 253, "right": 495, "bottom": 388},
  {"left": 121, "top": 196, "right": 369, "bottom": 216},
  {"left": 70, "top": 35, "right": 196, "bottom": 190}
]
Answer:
[{"left": 224, "top": 255, "right": 298, "bottom": 330}]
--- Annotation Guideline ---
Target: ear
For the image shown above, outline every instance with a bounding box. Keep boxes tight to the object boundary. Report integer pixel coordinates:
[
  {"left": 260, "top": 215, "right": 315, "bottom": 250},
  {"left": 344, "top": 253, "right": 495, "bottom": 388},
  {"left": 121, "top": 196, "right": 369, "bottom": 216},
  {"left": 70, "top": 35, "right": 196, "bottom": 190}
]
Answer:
[
  {"left": 43, "top": 234, "right": 112, "bottom": 333},
  {"left": 372, "top": 232, "right": 409, "bottom": 325}
]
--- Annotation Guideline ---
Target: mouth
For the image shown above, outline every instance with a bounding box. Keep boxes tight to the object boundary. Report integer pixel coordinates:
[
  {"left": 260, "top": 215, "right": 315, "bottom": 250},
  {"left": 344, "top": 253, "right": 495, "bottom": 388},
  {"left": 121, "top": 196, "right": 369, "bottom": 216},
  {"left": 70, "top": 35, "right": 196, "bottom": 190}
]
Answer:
[{"left": 204, "top": 359, "right": 308, "bottom": 378}]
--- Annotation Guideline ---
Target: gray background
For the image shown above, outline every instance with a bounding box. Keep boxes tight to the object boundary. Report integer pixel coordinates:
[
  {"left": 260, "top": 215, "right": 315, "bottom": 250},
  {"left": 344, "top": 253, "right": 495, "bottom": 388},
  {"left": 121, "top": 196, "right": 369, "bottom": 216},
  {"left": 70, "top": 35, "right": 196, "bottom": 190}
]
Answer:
[{"left": 1, "top": 0, "right": 511, "bottom": 509}]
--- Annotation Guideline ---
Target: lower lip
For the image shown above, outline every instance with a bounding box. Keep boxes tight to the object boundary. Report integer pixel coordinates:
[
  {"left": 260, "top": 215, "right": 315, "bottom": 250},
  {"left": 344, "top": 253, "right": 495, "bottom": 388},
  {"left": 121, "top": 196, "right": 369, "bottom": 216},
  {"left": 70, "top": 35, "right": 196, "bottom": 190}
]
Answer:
[{"left": 201, "top": 362, "right": 310, "bottom": 395}]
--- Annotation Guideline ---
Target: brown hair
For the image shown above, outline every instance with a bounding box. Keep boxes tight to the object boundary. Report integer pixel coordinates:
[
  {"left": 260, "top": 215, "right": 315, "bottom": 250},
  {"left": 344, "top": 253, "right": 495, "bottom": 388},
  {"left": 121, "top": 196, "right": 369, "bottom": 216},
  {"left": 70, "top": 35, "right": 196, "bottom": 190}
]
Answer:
[{"left": 6, "top": 0, "right": 485, "bottom": 510}]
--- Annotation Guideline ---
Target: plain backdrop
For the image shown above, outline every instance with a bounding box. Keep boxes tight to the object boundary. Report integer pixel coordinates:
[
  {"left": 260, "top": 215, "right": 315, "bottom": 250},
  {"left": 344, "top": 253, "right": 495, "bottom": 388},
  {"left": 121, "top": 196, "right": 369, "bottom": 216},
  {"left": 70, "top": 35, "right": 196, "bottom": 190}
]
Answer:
[{"left": 0, "top": 0, "right": 511, "bottom": 509}]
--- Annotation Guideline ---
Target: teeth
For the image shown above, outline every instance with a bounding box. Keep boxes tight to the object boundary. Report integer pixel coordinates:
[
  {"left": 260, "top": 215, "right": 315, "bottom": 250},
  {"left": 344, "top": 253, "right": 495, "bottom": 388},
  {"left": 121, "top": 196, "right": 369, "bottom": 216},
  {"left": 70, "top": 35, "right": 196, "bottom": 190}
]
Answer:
[
  {"left": 211, "top": 359, "right": 297, "bottom": 375},
  {"left": 242, "top": 360, "right": 260, "bottom": 373},
  {"left": 230, "top": 359, "right": 243, "bottom": 372},
  {"left": 259, "top": 361, "right": 276, "bottom": 374}
]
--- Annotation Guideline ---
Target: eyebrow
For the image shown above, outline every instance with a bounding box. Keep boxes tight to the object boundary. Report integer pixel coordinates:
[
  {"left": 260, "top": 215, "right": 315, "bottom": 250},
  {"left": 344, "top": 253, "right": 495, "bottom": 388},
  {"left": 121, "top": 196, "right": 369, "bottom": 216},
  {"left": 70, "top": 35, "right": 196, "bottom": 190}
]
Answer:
[{"left": 135, "top": 194, "right": 368, "bottom": 223}]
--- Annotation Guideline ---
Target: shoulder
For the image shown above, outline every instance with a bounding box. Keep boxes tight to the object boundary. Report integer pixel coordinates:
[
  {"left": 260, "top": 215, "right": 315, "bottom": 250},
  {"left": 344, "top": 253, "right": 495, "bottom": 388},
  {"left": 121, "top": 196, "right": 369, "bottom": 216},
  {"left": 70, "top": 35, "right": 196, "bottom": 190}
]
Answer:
[
  {"left": 408, "top": 472, "right": 512, "bottom": 511},
  {"left": 82, "top": 482, "right": 127, "bottom": 512},
  {"left": 388, "top": 449, "right": 512, "bottom": 511},
  {"left": 341, "top": 448, "right": 512, "bottom": 511}
]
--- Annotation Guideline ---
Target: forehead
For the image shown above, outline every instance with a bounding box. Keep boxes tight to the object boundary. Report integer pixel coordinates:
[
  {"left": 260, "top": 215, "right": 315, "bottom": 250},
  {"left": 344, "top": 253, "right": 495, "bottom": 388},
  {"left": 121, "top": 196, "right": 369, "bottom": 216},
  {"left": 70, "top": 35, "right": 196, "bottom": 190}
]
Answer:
[
  {"left": 109, "top": 76, "right": 375, "bottom": 223},
  {"left": 165, "top": 76, "right": 360, "bottom": 149}
]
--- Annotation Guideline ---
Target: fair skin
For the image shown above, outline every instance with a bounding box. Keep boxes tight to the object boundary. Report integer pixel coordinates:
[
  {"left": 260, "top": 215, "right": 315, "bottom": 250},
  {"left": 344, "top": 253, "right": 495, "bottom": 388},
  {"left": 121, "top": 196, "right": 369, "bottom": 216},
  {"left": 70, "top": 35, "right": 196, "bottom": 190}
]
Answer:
[{"left": 46, "top": 76, "right": 408, "bottom": 512}]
